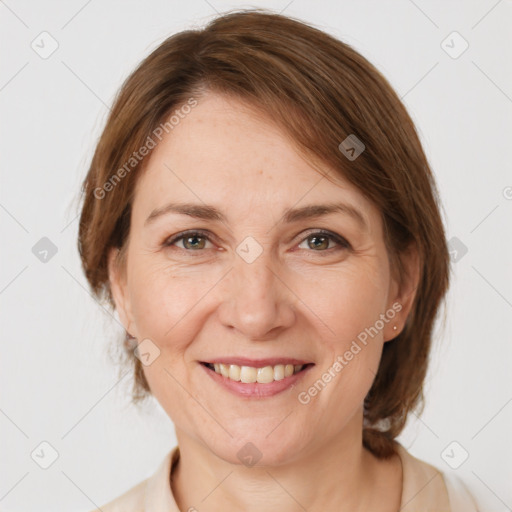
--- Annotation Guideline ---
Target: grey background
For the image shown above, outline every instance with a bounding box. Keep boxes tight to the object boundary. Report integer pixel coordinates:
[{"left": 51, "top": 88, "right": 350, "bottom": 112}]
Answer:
[{"left": 1, "top": 0, "right": 511, "bottom": 510}]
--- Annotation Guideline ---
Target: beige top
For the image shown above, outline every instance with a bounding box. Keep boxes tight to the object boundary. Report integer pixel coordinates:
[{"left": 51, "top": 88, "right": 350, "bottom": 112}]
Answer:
[{"left": 91, "top": 443, "right": 479, "bottom": 511}]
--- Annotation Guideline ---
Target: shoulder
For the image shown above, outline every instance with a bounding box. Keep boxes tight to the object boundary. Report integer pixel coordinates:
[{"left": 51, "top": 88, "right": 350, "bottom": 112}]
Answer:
[
  {"left": 86, "top": 447, "right": 179, "bottom": 512},
  {"left": 442, "top": 470, "right": 481, "bottom": 512},
  {"left": 394, "top": 442, "right": 479, "bottom": 511},
  {"left": 87, "top": 478, "right": 148, "bottom": 512}
]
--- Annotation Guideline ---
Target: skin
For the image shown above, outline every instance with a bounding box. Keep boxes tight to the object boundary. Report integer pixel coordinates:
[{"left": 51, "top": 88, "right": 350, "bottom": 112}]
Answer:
[{"left": 108, "top": 91, "right": 420, "bottom": 511}]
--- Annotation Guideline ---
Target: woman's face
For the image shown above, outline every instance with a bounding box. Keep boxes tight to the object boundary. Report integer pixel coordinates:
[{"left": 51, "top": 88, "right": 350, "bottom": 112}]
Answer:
[{"left": 109, "top": 92, "right": 416, "bottom": 465}]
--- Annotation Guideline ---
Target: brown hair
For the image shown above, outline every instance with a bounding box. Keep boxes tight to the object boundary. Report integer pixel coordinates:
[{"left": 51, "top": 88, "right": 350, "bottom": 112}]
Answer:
[{"left": 77, "top": 9, "right": 450, "bottom": 458}]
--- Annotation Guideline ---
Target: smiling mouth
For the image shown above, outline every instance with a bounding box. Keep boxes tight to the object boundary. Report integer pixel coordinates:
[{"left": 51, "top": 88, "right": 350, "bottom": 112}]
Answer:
[{"left": 201, "top": 362, "right": 314, "bottom": 383}]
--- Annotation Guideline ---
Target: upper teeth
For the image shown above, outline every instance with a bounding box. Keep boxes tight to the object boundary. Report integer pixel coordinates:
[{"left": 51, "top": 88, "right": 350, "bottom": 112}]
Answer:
[{"left": 211, "top": 363, "right": 304, "bottom": 383}]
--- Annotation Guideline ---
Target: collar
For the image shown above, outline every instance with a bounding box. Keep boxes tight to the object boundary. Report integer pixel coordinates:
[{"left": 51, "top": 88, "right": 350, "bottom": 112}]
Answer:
[
  {"left": 144, "top": 445, "right": 181, "bottom": 511},
  {"left": 395, "top": 442, "right": 451, "bottom": 511}
]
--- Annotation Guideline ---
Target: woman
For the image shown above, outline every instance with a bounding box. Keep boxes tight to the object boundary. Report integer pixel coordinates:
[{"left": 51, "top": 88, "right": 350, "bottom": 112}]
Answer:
[{"left": 78, "top": 9, "right": 479, "bottom": 511}]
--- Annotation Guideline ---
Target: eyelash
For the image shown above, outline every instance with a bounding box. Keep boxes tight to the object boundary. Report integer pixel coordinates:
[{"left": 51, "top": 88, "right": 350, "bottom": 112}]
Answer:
[{"left": 162, "top": 229, "right": 351, "bottom": 256}]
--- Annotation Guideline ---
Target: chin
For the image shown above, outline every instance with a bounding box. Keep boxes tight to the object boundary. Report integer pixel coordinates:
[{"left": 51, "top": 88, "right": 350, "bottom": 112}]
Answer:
[{"left": 207, "top": 429, "right": 308, "bottom": 468}]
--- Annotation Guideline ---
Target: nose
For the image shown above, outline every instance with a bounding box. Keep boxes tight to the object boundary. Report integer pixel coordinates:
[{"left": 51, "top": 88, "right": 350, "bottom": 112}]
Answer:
[{"left": 216, "top": 248, "right": 296, "bottom": 341}]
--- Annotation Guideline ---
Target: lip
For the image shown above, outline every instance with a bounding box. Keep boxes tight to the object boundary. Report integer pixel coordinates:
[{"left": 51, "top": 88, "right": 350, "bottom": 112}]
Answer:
[
  {"left": 200, "top": 357, "right": 312, "bottom": 367},
  {"left": 200, "top": 361, "right": 314, "bottom": 398}
]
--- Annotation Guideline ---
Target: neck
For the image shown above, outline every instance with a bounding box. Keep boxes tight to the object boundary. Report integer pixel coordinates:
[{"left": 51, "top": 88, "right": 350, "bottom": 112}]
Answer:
[{"left": 171, "top": 412, "right": 402, "bottom": 512}]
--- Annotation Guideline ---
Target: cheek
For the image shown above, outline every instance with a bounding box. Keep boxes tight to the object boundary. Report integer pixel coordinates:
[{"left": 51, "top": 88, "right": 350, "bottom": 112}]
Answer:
[
  {"left": 296, "top": 263, "right": 388, "bottom": 407},
  {"left": 295, "top": 261, "right": 389, "bottom": 346},
  {"left": 127, "top": 263, "right": 209, "bottom": 413},
  {"left": 128, "top": 260, "right": 209, "bottom": 351}
]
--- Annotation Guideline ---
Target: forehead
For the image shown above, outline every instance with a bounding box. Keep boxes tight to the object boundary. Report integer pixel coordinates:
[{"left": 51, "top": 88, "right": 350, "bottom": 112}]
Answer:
[{"left": 132, "top": 92, "right": 378, "bottom": 227}]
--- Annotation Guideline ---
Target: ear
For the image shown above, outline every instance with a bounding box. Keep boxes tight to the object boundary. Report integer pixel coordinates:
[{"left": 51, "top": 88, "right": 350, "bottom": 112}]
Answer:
[
  {"left": 108, "top": 247, "right": 137, "bottom": 338},
  {"left": 383, "top": 242, "right": 421, "bottom": 342}
]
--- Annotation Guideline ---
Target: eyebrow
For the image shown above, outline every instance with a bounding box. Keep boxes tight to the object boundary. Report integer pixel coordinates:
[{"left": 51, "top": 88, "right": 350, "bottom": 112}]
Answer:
[{"left": 144, "top": 201, "right": 368, "bottom": 230}]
